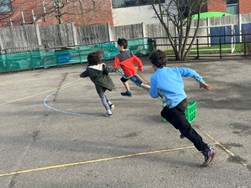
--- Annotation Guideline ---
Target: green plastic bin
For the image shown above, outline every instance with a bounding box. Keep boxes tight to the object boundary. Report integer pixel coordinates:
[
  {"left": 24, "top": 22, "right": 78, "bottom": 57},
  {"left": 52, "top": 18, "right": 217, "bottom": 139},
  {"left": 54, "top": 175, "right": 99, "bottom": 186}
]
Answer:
[{"left": 162, "top": 100, "right": 197, "bottom": 123}]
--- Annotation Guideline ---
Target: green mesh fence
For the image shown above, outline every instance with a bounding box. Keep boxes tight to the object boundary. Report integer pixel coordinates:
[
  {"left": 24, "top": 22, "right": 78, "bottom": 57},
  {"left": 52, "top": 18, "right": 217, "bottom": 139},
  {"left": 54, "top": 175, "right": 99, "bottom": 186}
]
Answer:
[
  {"left": 0, "top": 38, "right": 152, "bottom": 73},
  {"left": 128, "top": 38, "right": 151, "bottom": 56}
]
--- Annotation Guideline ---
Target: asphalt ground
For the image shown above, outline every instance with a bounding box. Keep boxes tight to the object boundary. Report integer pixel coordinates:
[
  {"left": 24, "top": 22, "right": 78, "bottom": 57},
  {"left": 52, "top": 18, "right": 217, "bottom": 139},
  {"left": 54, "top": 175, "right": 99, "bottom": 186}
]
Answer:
[{"left": 0, "top": 57, "right": 250, "bottom": 188}]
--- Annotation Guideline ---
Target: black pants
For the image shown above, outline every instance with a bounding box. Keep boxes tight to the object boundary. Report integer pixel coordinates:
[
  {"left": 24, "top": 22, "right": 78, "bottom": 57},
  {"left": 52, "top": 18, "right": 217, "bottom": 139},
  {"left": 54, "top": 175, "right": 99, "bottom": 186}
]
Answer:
[{"left": 161, "top": 99, "right": 208, "bottom": 152}]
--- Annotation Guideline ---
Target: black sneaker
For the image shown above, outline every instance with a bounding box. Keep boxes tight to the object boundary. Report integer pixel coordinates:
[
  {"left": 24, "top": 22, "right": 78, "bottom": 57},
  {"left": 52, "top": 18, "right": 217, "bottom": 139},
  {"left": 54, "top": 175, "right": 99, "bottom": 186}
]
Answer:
[
  {"left": 121, "top": 91, "right": 132, "bottom": 97},
  {"left": 201, "top": 148, "right": 216, "bottom": 167},
  {"left": 180, "top": 134, "right": 185, "bottom": 139}
]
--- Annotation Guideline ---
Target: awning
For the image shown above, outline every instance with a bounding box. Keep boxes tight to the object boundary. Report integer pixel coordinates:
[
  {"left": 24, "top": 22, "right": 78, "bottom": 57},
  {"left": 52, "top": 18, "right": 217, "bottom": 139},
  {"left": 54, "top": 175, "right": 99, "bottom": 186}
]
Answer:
[{"left": 192, "top": 12, "right": 232, "bottom": 19}]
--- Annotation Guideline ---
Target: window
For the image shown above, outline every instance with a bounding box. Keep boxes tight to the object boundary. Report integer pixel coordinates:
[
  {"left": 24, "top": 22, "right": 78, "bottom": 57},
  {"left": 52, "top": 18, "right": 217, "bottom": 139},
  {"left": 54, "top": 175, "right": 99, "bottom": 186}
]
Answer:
[
  {"left": 226, "top": 0, "right": 238, "bottom": 15},
  {"left": 226, "top": 0, "right": 238, "bottom": 4},
  {"left": 0, "top": 0, "right": 12, "bottom": 13},
  {"left": 112, "top": 0, "right": 165, "bottom": 9}
]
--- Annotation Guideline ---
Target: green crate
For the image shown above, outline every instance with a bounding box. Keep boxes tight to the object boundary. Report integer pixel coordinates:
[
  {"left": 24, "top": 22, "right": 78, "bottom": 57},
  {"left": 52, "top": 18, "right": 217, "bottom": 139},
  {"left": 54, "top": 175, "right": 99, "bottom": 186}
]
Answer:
[
  {"left": 162, "top": 100, "right": 197, "bottom": 123},
  {"left": 185, "top": 100, "right": 197, "bottom": 123}
]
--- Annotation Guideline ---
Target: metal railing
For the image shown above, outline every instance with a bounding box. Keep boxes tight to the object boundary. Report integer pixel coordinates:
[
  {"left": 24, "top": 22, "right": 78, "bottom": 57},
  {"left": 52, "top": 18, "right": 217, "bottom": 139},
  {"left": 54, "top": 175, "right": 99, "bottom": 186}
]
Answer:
[{"left": 149, "top": 33, "right": 251, "bottom": 60}]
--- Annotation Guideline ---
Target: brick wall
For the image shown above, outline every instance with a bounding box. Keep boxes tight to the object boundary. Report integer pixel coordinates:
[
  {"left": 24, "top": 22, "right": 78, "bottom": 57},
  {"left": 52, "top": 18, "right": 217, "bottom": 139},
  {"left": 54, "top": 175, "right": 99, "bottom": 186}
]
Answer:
[
  {"left": 205, "top": 0, "right": 251, "bottom": 14},
  {"left": 206, "top": 0, "right": 226, "bottom": 12},
  {"left": 239, "top": 0, "right": 251, "bottom": 14},
  {"left": 0, "top": 0, "right": 113, "bottom": 27}
]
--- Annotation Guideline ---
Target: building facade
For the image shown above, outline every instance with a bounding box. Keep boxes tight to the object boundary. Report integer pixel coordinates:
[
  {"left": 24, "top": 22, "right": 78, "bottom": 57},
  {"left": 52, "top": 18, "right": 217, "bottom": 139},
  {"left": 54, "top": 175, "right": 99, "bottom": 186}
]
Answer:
[
  {"left": 1, "top": 0, "right": 251, "bottom": 28},
  {"left": 111, "top": 0, "right": 165, "bottom": 26},
  {"left": 204, "top": 0, "right": 251, "bottom": 15},
  {"left": 0, "top": 0, "right": 113, "bottom": 27},
  {"left": 0, "top": 0, "right": 167, "bottom": 27},
  {"left": 112, "top": 0, "right": 251, "bottom": 26}
]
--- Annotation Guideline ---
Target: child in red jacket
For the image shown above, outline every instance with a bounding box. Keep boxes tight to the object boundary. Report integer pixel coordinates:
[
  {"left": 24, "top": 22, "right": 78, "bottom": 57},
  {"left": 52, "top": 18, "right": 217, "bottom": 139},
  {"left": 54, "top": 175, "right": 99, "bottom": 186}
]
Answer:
[{"left": 113, "top": 38, "right": 150, "bottom": 97}]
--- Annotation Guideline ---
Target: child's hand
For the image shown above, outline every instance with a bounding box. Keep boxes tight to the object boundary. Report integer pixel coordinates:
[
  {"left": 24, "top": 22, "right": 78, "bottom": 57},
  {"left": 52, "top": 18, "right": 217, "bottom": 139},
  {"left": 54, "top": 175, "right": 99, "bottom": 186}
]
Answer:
[{"left": 200, "top": 83, "right": 212, "bottom": 91}]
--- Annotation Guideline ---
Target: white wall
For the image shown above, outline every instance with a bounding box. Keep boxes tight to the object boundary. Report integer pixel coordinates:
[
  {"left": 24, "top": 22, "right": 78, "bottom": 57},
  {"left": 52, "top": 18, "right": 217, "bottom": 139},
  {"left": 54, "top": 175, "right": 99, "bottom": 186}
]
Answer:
[{"left": 112, "top": 5, "right": 160, "bottom": 26}]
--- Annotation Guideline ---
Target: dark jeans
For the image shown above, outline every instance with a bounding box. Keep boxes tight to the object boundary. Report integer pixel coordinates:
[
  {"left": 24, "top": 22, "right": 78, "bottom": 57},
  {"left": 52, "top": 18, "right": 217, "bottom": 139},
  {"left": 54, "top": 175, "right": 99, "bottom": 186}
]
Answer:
[{"left": 161, "top": 99, "right": 209, "bottom": 153}]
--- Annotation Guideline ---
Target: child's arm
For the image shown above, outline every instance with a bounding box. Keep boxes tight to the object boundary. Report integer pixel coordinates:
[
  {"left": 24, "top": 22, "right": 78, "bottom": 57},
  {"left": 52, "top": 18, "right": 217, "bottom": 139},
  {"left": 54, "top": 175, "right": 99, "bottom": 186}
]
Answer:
[
  {"left": 113, "top": 56, "right": 120, "bottom": 68},
  {"left": 200, "top": 83, "right": 213, "bottom": 90},
  {"left": 149, "top": 77, "right": 159, "bottom": 99},
  {"left": 80, "top": 70, "right": 88, "bottom": 78},
  {"left": 103, "top": 64, "right": 117, "bottom": 74},
  {"left": 178, "top": 67, "right": 213, "bottom": 90},
  {"left": 133, "top": 55, "right": 143, "bottom": 71},
  {"left": 177, "top": 67, "right": 204, "bottom": 82}
]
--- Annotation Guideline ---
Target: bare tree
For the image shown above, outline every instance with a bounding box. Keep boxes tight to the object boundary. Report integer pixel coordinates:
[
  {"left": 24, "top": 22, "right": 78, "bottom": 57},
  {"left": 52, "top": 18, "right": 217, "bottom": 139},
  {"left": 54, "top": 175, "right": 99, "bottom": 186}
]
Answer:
[
  {"left": 150, "top": 0, "right": 207, "bottom": 60},
  {"left": 0, "top": 0, "right": 112, "bottom": 27},
  {"left": 0, "top": 0, "right": 50, "bottom": 26},
  {"left": 40, "top": 0, "right": 112, "bottom": 26}
]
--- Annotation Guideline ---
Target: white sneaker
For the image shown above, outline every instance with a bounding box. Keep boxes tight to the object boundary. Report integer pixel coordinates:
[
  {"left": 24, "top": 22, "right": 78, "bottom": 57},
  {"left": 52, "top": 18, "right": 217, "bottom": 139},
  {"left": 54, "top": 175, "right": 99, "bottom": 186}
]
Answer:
[
  {"left": 110, "top": 104, "right": 115, "bottom": 111},
  {"left": 105, "top": 112, "right": 112, "bottom": 117},
  {"left": 105, "top": 109, "right": 112, "bottom": 117}
]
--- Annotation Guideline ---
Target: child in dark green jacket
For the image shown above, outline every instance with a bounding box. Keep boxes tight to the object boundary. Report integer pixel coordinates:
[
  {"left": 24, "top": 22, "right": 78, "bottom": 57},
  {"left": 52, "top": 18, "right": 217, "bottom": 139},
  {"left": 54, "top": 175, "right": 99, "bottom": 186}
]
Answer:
[{"left": 80, "top": 50, "right": 116, "bottom": 117}]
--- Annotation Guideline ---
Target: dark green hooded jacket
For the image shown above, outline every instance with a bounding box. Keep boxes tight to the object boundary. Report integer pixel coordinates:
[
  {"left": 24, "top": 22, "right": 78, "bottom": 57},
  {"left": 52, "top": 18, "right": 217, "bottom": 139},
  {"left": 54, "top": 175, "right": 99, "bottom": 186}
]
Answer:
[{"left": 80, "top": 63, "right": 116, "bottom": 91}]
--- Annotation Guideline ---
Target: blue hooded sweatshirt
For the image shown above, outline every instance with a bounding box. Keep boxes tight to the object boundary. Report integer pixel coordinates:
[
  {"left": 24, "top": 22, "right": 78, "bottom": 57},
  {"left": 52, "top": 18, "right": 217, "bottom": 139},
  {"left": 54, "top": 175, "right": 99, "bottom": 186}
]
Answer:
[{"left": 150, "top": 67, "right": 205, "bottom": 108}]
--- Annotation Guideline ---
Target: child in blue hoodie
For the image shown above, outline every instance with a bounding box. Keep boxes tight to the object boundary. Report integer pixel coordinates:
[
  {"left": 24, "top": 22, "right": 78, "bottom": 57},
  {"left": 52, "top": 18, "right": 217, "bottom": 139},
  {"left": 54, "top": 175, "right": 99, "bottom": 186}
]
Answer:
[{"left": 149, "top": 49, "right": 215, "bottom": 167}]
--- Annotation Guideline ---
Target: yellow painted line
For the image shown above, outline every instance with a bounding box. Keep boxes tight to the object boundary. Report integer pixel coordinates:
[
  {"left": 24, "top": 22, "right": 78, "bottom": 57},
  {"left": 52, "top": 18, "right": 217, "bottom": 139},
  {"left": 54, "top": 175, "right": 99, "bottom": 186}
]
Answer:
[
  {"left": 204, "top": 131, "right": 247, "bottom": 167},
  {"left": 0, "top": 145, "right": 195, "bottom": 177},
  {"left": 0, "top": 78, "right": 81, "bottom": 106}
]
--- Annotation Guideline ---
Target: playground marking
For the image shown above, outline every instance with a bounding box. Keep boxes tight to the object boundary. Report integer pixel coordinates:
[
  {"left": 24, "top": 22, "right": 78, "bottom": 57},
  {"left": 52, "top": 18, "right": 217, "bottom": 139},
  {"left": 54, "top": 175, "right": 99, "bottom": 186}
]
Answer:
[
  {"left": 204, "top": 131, "right": 247, "bottom": 167},
  {"left": 0, "top": 73, "right": 79, "bottom": 85},
  {"left": 0, "top": 79, "right": 81, "bottom": 106},
  {"left": 0, "top": 145, "right": 195, "bottom": 177},
  {"left": 0, "top": 76, "right": 56, "bottom": 85},
  {"left": 0, "top": 133, "right": 246, "bottom": 178},
  {"left": 43, "top": 90, "right": 100, "bottom": 116},
  {"left": 0, "top": 70, "right": 248, "bottom": 176}
]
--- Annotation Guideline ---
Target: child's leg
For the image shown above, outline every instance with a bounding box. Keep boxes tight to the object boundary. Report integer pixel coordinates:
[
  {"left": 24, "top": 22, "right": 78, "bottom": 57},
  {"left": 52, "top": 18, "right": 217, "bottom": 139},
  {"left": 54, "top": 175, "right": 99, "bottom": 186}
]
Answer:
[
  {"left": 141, "top": 83, "right": 150, "bottom": 90},
  {"left": 130, "top": 76, "right": 150, "bottom": 90},
  {"left": 106, "top": 97, "right": 112, "bottom": 106},
  {"left": 161, "top": 100, "right": 209, "bottom": 153},
  {"left": 121, "top": 77, "right": 130, "bottom": 91},
  {"left": 105, "top": 96, "right": 115, "bottom": 110},
  {"left": 135, "top": 75, "right": 150, "bottom": 90},
  {"left": 161, "top": 99, "right": 216, "bottom": 166},
  {"left": 123, "top": 81, "right": 131, "bottom": 91},
  {"left": 96, "top": 86, "right": 112, "bottom": 115},
  {"left": 120, "top": 77, "right": 132, "bottom": 96}
]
